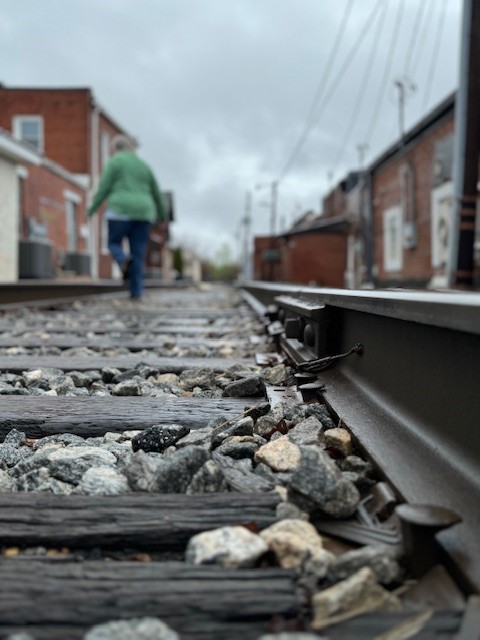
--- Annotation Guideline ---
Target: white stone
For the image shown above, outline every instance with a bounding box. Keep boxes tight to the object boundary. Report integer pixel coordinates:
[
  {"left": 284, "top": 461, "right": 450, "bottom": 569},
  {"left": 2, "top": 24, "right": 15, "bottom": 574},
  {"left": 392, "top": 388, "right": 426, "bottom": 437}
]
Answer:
[
  {"left": 324, "top": 428, "right": 352, "bottom": 456},
  {"left": 254, "top": 437, "right": 301, "bottom": 472},
  {"left": 186, "top": 525, "right": 268, "bottom": 568},
  {"left": 261, "top": 519, "right": 333, "bottom": 578}
]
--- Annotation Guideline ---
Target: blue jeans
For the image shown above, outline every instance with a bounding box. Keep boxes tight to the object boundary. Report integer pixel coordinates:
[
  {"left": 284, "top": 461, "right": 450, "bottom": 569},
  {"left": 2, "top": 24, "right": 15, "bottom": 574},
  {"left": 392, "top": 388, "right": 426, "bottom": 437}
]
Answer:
[{"left": 108, "top": 220, "right": 151, "bottom": 298}]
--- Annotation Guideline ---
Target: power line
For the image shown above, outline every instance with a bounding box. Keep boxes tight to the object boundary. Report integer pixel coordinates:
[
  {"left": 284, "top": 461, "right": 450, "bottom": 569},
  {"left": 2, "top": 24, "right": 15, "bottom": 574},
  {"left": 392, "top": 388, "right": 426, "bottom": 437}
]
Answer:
[
  {"left": 422, "top": 0, "right": 449, "bottom": 110},
  {"left": 409, "top": 0, "right": 437, "bottom": 80},
  {"left": 277, "top": 0, "right": 355, "bottom": 182},
  {"left": 331, "top": 0, "right": 389, "bottom": 176},
  {"left": 403, "top": 0, "right": 428, "bottom": 78},
  {"left": 363, "top": 0, "right": 405, "bottom": 146},
  {"left": 278, "top": 0, "right": 386, "bottom": 183},
  {"left": 292, "top": 0, "right": 385, "bottom": 152},
  {"left": 280, "top": 0, "right": 389, "bottom": 184}
]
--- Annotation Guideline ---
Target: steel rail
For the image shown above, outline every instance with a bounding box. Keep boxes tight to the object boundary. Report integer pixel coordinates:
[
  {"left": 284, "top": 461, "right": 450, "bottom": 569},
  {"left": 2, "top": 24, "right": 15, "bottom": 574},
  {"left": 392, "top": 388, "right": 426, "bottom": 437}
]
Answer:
[
  {"left": 241, "top": 281, "right": 480, "bottom": 594},
  {"left": 0, "top": 280, "right": 185, "bottom": 309}
]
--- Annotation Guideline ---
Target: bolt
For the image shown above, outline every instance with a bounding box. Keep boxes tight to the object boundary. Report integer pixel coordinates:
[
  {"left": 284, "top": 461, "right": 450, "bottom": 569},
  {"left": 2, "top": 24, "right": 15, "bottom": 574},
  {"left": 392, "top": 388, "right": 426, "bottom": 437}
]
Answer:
[{"left": 395, "top": 503, "right": 462, "bottom": 578}]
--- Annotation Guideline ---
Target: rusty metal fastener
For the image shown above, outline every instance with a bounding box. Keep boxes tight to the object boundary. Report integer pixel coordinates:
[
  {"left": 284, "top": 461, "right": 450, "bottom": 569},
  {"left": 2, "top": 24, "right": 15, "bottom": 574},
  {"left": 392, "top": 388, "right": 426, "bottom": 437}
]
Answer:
[
  {"left": 298, "top": 380, "right": 326, "bottom": 401},
  {"left": 395, "top": 503, "right": 462, "bottom": 579},
  {"left": 293, "top": 372, "right": 317, "bottom": 388}
]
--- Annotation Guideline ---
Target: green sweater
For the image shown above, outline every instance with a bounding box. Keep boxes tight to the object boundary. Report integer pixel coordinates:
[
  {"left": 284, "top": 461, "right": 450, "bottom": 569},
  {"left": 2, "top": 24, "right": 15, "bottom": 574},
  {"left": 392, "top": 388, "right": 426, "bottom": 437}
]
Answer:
[{"left": 88, "top": 152, "right": 166, "bottom": 222}]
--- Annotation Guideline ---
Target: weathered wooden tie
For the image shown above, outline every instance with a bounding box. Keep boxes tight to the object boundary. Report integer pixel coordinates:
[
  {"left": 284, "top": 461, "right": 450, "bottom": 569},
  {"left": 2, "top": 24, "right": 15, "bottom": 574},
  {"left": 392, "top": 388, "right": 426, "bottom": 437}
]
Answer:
[
  {"left": 0, "top": 335, "right": 251, "bottom": 350},
  {"left": 0, "top": 354, "right": 252, "bottom": 373},
  {"left": 0, "top": 396, "right": 252, "bottom": 440},
  {"left": 0, "top": 560, "right": 301, "bottom": 640},
  {"left": 0, "top": 492, "right": 280, "bottom": 550}
]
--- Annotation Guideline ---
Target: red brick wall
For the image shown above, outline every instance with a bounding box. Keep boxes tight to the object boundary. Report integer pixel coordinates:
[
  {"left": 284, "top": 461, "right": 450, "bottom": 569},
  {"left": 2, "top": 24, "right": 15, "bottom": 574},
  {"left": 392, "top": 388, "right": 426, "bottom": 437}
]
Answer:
[
  {"left": 22, "top": 163, "right": 87, "bottom": 274},
  {"left": 253, "top": 237, "right": 284, "bottom": 281},
  {"left": 254, "top": 233, "right": 347, "bottom": 286},
  {"left": 0, "top": 89, "right": 91, "bottom": 174},
  {"left": 282, "top": 233, "right": 347, "bottom": 287},
  {"left": 372, "top": 117, "right": 454, "bottom": 286}
]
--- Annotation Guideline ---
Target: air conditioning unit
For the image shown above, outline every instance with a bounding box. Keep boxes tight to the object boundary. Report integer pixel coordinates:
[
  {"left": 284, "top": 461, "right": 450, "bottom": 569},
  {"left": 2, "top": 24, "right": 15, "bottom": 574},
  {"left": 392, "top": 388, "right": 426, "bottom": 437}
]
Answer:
[
  {"left": 64, "top": 252, "right": 91, "bottom": 275},
  {"left": 18, "top": 239, "right": 54, "bottom": 278}
]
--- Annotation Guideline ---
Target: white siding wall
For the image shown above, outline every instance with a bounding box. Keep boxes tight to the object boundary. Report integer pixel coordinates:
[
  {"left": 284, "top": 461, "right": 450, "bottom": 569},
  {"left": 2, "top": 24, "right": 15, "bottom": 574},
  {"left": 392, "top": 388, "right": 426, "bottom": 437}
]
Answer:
[{"left": 0, "top": 157, "right": 19, "bottom": 281}]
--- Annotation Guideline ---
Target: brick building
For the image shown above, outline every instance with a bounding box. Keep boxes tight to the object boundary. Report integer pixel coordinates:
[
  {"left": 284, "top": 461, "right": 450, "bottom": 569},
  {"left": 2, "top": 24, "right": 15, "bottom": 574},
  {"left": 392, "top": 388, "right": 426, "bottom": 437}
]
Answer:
[
  {"left": 253, "top": 92, "right": 480, "bottom": 290},
  {"left": 0, "top": 85, "right": 172, "bottom": 280},
  {"left": 369, "top": 93, "right": 457, "bottom": 288},
  {"left": 253, "top": 176, "right": 358, "bottom": 286},
  {"left": 0, "top": 128, "right": 87, "bottom": 281}
]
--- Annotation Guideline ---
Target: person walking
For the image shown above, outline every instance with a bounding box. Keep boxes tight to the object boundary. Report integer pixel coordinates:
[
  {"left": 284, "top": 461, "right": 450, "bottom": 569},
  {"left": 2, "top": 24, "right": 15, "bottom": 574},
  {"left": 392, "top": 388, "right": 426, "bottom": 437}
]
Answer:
[{"left": 88, "top": 135, "right": 166, "bottom": 300}]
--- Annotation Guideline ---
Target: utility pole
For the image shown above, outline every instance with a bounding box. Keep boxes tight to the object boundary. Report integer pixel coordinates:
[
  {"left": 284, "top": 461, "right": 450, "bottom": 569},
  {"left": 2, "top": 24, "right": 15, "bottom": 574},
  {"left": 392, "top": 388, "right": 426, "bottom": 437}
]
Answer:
[
  {"left": 448, "top": 0, "right": 480, "bottom": 288},
  {"left": 270, "top": 181, "right": 278, "bottom": 237},
  {"left": 241, "top": 191, "right": 252, "bottom": 281},
  {"left": 357, "top": 143, "right": 369, "bottom": 170},
  {"left": 255, "top": 180, "right": 278, "bottom": 281},
  {"left": 394, "top": 77, "right": 416, "bottom": 141}
]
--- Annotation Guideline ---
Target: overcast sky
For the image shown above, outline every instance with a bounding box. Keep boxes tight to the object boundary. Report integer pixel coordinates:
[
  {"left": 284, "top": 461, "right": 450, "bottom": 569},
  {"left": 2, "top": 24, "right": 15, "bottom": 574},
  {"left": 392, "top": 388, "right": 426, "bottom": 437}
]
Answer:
[{"left": 0, "top": 0, "right": 463, "bottom": 260}]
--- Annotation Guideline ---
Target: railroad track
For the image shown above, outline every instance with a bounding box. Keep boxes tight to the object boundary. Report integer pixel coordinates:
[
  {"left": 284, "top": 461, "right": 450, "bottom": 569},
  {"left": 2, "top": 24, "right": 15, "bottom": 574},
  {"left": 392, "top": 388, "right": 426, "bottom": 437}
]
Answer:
[{"left": 0, "top": 282, "right": 478, "bottom": 639}]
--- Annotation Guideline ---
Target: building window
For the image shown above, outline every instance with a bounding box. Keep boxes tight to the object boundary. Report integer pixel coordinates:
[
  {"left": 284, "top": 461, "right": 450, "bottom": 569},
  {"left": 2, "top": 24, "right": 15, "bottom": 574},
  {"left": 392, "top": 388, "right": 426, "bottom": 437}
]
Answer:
[
  {"left": 383, "top": 205, "right": 403, "bottom": 272},
  {"left": 431, "top": 181, "right": 453, "bottom": 268},
  {"left": 13, "top": 116, "right": 44, "bottom": 152}
]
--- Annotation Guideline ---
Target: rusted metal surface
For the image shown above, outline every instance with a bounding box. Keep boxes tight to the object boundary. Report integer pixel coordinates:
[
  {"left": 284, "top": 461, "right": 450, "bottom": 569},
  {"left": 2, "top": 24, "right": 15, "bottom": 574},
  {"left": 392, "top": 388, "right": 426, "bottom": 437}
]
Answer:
[{"left": 242, "top": 283, "right": 480, "bottom": 593}]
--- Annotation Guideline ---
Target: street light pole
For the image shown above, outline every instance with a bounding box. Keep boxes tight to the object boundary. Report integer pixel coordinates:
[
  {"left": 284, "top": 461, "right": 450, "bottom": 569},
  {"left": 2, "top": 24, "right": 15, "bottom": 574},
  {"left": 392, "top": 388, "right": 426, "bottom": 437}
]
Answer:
[
  {"left": 254, "top": 180, "right": 279, "bottom": 281},
  {"left": 242, "top": 190, "right": 252, "bottom": 280},
  {"left": 270, "top": 181, "right": 278, "bottom": 237}
]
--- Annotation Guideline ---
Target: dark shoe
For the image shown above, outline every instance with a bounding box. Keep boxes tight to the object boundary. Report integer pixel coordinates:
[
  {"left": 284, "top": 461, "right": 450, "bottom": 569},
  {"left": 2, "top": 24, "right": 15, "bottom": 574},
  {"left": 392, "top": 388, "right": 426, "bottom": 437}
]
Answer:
[{"left": 121, "top": 258, "right": 133, "bottom": 281}]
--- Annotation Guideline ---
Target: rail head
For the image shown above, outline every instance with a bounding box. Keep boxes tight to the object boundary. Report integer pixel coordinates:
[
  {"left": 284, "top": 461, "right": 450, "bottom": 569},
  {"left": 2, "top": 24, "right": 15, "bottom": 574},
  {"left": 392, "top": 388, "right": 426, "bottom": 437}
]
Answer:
[{"left": 241, "top": 281, "right": 480, "bottom": 336}]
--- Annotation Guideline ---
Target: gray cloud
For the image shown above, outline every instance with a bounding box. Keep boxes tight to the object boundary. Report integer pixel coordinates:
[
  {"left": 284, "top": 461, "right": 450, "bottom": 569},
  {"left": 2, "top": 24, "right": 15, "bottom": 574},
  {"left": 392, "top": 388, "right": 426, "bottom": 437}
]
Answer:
[{"left": 0, "top": 0, "right": 462, "bottom": 258}]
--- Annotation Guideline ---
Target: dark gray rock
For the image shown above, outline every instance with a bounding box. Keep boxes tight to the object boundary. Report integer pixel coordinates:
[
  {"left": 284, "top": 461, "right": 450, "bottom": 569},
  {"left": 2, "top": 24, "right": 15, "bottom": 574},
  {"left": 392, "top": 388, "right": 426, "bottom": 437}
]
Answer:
[
  {"left": 328, "top": 545, "right": 402, "bottom": 585},
  {"left": 154, "top": 446, "right": 209, "bottom": 493},
  {"left": 112, "top": 379, "right": 143, "bottom": 396},
  {"left": 33, "top": 433, "right": 86, "bottom": 449},
  {"left": 212, "top": 452, "right": 275, "bottom": 493},
  {"left": 49, "top": 375, "right": 76, "bottom": 395},
  {"left": 339, "top": 455, "right": 375, "bottom": 475},
  {"left": 69, "top": 371, "right": 93, "bottom": 388},
  {"left": 131, "top": 424, "right": 190, "bottom": 453},
  {"left": 15, "top": 467, "right": 63, "bottom": 492},
  {"left": 186, "top": 459, "right": 229, "bottom": 494},
  {"left": 244, "top": 401, "right": 271, "bottom": 421},
  {"left": 211, "top": 416, "right": 254, "bottom": 448},
  {"left": 84, "top": 370, "right": 103, "bottom": 382},
  {"left": 287, "top": 416, "right": 323, "bottom": 446},
  {"left": 305, "top": 403, "right": 336, "bottom": 429},
  {"left": 341, "top": 470, "right": 376, "bottom": 492},
  {"left": 101, "top": 367, "right": 121, "bottom": 383},
  {"left": 0, "top": 387, "right": 28, "bottom": 396},
  {"left": 179, "top": 367, "right": 216, "bottom": 391},
  {"left": 223, "top": 376, "right": 265, "bottom": 397},
  {"left": 136, "top": 365, "right": 160, "bottom": 379},
  {"left": 0, "top": 428, "right": 28, "bottom": 468},
  {"left": 125, "top": 450, "right": 165, "bottom": 492},
  {"left": 112, "top": 369, "right": 141, "bottom": 383},
  {"left": 215, "top": 436, "right": 259, "bottom": 459},
  {"left": 175, "top": 426, "right": 212, "bottom": 449},
  {"left": 288, "top": 446, "right": 360, "bottom": 518},
  {"left": 46, "top": 446, "right": 117, "bottom": 484},
  {"left": 76, "top": 466, "right": 130, "bottom": 495}
]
